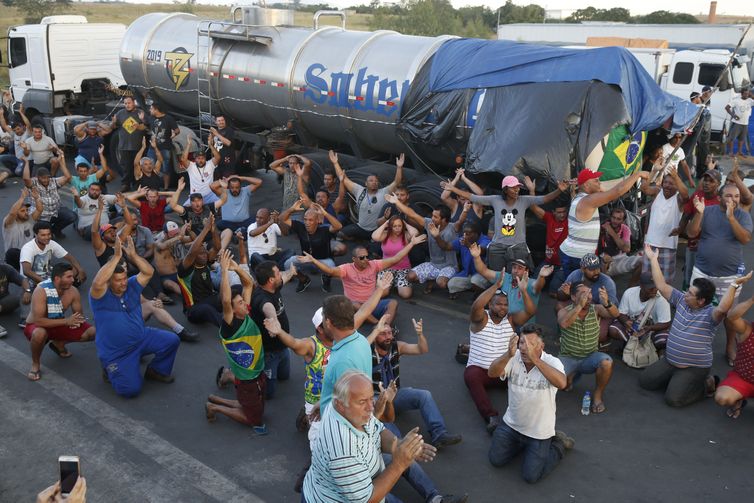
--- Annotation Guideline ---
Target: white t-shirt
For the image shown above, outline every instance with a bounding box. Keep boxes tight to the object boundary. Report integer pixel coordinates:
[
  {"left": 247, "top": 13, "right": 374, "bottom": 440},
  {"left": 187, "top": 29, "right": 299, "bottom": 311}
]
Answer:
[
  {"left": 27, "top": 135, "right": 57, "bottom": 165},
  {"left": 618, "top": 286, "right": 672, "bottom": 325},
  {"left": 728, "top": 95, "right": 753, "bottom": 125},
  {"left": 19, "top": 239, "right": 68, "bottom": 280},
  {"left": 247, "top": 222, "right": 281, "bottom": 256},
  {"left": 645, "top": 191, "right": 681, "bottom": 250},
  {"left": 501, "top": 351, "right": 564, "bottom": 439},
  {"left": 76, "top": 194, "right": 116, "bottom": 230},
  {"left": 187, "top": 159, "right": 216, "bottom": 197},
  {"left": 661, "top": 143, "right": 685, "bottom": 174},
  {"left": 12, "top": 130, "right": 30, "bottom": 160}
]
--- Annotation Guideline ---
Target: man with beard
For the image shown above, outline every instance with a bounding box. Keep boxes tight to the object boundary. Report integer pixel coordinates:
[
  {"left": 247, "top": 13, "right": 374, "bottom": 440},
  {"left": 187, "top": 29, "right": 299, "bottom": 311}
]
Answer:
[
  {"left": 4, "top": 187, "right": 43, "bottom": 270},
  {"left": 169, "top": 177, "right": 227, "bottom": 241},
  {"left": 23, "top": 155, "right": 75, "bottom": 239},
  {"left": 71, "top": 183, "right": 117, "bottom": 241},
  {"left": 178, "top": 135, "right": 221, "bottom": 203},
  {"left": 72, "top": 120, "right": 111, "bottom": 172},
  {"left": 70, "top": 145, "right": 113, "bottom": 204},
  {"left": 24, "top": 262, "right": 96, "bottom": 381},
  {"left": 91, "top": 237, "right": 180, "bottom": 397},
  {"left": 20, "top": 222, "right": 86, "bottom": 290},
  {"left": 210, "top": 175, "right": 263, "bottom": 250},
  {"left": 125, "top": 186, "right": 175, "bottom": 233},
  {"left": 250, "top": 259, "right": 298, "bottom": 399},
  {"left": 687, "top": 184, "right": 753, "bottom": 366},
  {"left": 466, "top": 273, "right": 536, "bottom": 433},
  {"left": 134, "top": 136, "right": 166, "bottom": 191},
  {"left": 679, "top": 169, "right": 721, "bottom": 288},
  {"left": 269, "top": 154, "right": 313, "bottom": 216}
]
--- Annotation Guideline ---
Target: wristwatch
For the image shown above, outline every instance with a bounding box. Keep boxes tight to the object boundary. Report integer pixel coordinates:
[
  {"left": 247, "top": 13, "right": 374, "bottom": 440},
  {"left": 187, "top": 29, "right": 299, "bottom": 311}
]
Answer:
[
  {"left": 603, "top": 302, "right": 613, "bottom": 308},
  {"left": 733, "top": 283, "right": 742, "bottom": 290}
]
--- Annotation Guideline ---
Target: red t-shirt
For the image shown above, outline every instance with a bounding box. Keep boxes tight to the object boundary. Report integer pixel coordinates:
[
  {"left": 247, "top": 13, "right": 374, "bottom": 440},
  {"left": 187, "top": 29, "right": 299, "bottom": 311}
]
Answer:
[
  {"left": 543, "top": 212, "right": 568, "bottom": 265},
  {"left": 682, "top": 190, "right": 719, "bottom": 251},
  {"left": 140, "top": 199, "right": 168, "bottom": 232}
]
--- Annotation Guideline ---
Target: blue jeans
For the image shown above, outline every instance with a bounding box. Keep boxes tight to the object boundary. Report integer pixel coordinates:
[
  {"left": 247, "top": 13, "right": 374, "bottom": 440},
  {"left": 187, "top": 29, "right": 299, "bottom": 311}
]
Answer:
[
  {"left": 264, "top": 348, "right": 290, "bottom": 399},
  {"left": 383, "top": 422, "right": 439, "bottom": 502},
  {"left": 251, "top": 249, "right": 295, "bottom": 270},
  {"left": 559, "top": 251, "right": 582, "bottom": 280},
  {"left": 217, "top": 217, "right": 255, "bottom": 234},
  {"left": 489, "top": 422, "right": 564, "bottom": 484},
  {"left": 559, "top": 352, "right": 612, "bottom": 377},
  {"left": 0, "top": 154, "right": 23, "bottom": 175},
  {"left": 393, "top": 387, "right": 447, "bottom": 443}
]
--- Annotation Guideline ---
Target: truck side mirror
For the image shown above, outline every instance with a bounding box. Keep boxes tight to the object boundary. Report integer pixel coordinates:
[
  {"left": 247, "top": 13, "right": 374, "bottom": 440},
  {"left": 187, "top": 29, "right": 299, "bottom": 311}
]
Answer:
[{"left": 718, "top": 70, "right": 732, "bottom": 92}]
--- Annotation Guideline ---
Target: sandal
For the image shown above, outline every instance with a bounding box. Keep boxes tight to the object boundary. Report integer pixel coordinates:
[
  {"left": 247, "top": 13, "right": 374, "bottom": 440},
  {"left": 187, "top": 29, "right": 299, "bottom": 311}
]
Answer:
[
  {"left": 705, "top": 375, "right": 720, "bottom": 397},
  {"left": 27, "top": 369, "right": 41, "bottom": 381},
  {"left": 216, "top": 366, "right": 227, "bottom": 389},
  {"left": 48, "top": 342, "right": 72, "bottom": 358},
  {"left": 726, "top": 399, "right": 748, "bottom": 419},
  {"left": 591, "top": 401, "right": 606, "bottom": 414}
]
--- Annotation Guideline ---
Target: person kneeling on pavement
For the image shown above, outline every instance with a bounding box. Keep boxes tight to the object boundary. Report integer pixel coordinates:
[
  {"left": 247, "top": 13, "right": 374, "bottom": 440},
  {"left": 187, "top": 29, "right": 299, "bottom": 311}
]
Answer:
[{"left": 487, "top": 325, "right": 574, "bottom": 483}]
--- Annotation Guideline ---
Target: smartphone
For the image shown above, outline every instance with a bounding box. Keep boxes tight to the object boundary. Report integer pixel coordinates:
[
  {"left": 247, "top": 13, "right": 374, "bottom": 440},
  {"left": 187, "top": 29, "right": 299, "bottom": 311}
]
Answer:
[{"left": 59, "top": 455, "right": 80, "bottom": 496}]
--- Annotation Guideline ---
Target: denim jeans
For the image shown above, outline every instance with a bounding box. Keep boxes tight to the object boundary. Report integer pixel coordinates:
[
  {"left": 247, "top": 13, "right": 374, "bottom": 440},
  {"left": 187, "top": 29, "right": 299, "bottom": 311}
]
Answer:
[
  {"left": 44, "top": 207, "right": 77, "bottom": 236},
  {"left": 251, "top": 249, "right": 295, "bottom": 270},
  {"left": 0, "top": 154, "right": 23, "bottom": 175},
  {"left": 488, "top": 422, "right": 564, "bottom": 484},
  {"left": 383, "top": 422, "right": 439, "bottom": 502},
  {"left": 264, "top": 348, "right": 290, "bottom": 399},
  {"left": 393, "top": 387, "right": 447, "bottom": 443}
]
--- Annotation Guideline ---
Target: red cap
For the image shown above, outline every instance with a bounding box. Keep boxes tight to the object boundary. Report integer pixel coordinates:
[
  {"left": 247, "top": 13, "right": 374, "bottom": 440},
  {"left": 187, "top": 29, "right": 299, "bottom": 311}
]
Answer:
[{"left": 577, "top": 169, "right": 603, "bottom": 185}]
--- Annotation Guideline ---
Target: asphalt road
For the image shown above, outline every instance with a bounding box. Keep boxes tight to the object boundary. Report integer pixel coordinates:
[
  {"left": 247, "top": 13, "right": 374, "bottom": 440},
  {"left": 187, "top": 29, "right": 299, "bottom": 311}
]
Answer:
[{"left": 1, "top": 161, "right": 753, "bottom": 502}]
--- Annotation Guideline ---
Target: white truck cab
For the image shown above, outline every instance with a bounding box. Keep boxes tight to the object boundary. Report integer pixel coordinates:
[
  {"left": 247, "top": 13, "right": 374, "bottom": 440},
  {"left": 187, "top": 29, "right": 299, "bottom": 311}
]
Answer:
[{"left": 3, "top": 15, "right": 126, "bottom": 118}]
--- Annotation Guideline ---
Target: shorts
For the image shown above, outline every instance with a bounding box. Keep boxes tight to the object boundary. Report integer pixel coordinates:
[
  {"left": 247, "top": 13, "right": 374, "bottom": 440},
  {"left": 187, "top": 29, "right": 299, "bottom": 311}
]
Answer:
[
  {"left": 378, "top": 268, "right": 410, "bottom": 288},
  {"left": 559, "top": 352, "right": 612, "bottom": 376},
  {"left": 160, "top": 273, "right": 179, "bottom": 284},
  {"left": 235, "top": 373, "right": 267, "bottom": 426},
  {"left": 729, "top": 122, "right": 749, "bottom": 142},
  {"left": 605, "top": 254, "right": 642, "bottom": 276},
  {"left": 690, "top": 266, "right": 742, "bottom": 304},
  {"left": 719, "top": 370, "right": 754, "bottom": 399},
  {"left": 23, "top": 321, "right": 92, "bottom": 342},
  {"left": 411, "top": 262, "right": 457, "bottom": 283},
  {"left": 372, "top": 299, "right": 393, "bottom": 319}
]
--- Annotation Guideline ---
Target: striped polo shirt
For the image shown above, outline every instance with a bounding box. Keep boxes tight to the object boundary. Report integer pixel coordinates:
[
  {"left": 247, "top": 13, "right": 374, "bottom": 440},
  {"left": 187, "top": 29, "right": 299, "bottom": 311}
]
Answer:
[
  {"left": 468, "top": 312, "right": 516, "bottom": 370},
  {"left": 559, "top": 192, "right": 600, "bottom": 259},
  {"left": 559, "top": 305, "right": 600, "bottom": 358},
  {"left": 665, "top": 288, "right": 720, "bottom": 368},
  {"left": 302, "top": 407, "right": 385, "bottom": 503}
]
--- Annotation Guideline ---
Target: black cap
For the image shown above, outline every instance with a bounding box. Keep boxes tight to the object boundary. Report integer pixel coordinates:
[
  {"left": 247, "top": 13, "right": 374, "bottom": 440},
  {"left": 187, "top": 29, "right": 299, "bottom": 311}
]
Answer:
[
  {"left": 702, "top": 85, "right": 712, "bottom": 93},
  {"left": 702, "top": 169, "right": 722, "bottom": 183},
  {"left": 690, "top": 91, "right": 700, "bottom": 100},
  {"left": 189, "top": 192, "right": 204, "bottom": 200}
]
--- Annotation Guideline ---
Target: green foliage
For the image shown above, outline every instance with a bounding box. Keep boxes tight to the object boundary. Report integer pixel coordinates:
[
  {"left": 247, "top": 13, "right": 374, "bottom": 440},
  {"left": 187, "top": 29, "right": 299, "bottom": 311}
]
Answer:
[
  {"left": 4, "top": 0, "right": 71, "bottom": 23},
  {"left": 635, "top": 10, "right": 701, "bottom": 24},
  {"left": 369, "top": 0, "right": 496, "bottom": 38},
  {"left": 564, "top": 6, "right": 700, "bottom": 24},
  {"left": 498, "top": 0, "right": 545, "bottom": 24}
]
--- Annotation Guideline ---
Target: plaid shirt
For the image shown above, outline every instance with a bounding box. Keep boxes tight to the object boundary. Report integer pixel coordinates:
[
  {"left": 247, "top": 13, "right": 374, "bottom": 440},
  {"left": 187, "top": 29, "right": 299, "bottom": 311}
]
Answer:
[{"left": 31, "top": 177, "right": 62, "bottom": 221}]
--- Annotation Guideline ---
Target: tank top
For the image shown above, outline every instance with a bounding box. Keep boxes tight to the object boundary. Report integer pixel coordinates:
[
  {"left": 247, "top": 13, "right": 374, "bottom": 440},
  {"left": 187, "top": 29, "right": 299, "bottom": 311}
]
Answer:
[
  {"left": 733, "top": 322, "right": 754, "bottom": 384},
  {"left": 560, "top": 305, "right": 600, "bottom": 358},
  {"left": 645, "top": 191, "right": 681, "bottom": 250},
  {"left": 219, "top": 315, "right": 265, "bottom": 381},
  {"left": 381, "top": 235, "right": 410, "bottom": 270},
  {"left": 304, "top": 335, "right": 331, "bottom": 404},
  {"left": 467, "top": 311, "right": 515, "bottom": 369},
  {"left": 559, "top": 192, "right": 600, "bottom": 259}
]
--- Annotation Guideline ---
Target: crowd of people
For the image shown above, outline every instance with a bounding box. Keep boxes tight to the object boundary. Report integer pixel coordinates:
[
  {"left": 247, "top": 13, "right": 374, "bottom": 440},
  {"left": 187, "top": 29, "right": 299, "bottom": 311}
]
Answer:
[{"left": 2, "top": 85, "right": 753, "bottom": 501}]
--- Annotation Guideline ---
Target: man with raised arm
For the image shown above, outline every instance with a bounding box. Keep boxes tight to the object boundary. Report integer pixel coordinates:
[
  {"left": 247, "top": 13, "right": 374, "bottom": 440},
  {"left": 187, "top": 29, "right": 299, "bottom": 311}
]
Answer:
[
  {"left": 4, "top": 187, "right": 43, "bottom": 270},
  {"left": 23, "top": 152, "right": 75, "bottom": 239},
  {"left": 178, "top": 133, "right": 222, "bottom": 203},
  {"left": 90, "top": 237, "right": 180, "bottom": 398},
  {"left": 205, "top": 250, "right": 268, "bottom": 435},
  {"left": 269, "top": 153, "right": 313, "bottom": 213}
]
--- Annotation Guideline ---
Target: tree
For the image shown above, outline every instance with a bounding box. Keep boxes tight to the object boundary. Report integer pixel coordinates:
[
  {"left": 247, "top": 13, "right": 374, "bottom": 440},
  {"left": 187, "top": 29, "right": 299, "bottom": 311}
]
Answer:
[
  {"left": 635, "top": 10, "right": 700, "bottom": 24},
  {"left": 498, "top": 0, "right": 546, "bottom": 24},
  {"left": 370, "top": 0, "right": 464, "bottom": 37},
  {"left": 4, "top": 0, "right": 71, "bottom": 23}
]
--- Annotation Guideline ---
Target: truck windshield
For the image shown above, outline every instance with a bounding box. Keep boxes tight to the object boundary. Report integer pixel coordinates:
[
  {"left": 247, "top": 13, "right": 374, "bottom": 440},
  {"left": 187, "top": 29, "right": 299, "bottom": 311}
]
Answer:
[{"left": 731, "top": 64, "right": 751, "bottom": 92}]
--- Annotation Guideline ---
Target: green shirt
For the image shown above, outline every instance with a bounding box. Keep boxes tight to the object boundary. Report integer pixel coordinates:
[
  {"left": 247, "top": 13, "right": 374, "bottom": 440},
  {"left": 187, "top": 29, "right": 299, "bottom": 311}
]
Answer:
[{"left": 560, "top": 305, "right": 600, "bottom": 358}]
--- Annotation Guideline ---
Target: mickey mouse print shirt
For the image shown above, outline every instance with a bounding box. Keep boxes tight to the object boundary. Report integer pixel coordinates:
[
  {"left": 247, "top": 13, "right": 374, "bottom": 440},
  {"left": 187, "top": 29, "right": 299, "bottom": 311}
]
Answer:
[{"left": 471, "top": 194, "right": 544, "bottom": 245}]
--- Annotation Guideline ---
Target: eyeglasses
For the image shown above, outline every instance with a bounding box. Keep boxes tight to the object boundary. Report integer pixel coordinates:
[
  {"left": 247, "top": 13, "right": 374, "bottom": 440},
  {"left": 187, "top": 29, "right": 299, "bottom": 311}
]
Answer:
[{"left": 356, "top": 255, "right": 369, "bottom": 260}]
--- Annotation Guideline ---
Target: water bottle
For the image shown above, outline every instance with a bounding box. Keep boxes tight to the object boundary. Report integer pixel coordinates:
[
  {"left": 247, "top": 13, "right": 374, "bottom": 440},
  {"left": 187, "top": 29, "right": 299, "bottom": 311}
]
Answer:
[{"left": 581, "top": 391, "right": 591, "bottom": 416}]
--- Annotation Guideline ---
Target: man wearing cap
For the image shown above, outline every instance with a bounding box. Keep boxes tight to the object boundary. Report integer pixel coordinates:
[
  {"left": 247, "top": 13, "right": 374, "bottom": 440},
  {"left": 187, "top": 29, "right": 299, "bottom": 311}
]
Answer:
[
  {"left": 687, "top": 183, "right": 753, "bottom": 365},
  {"left": 696, "top": 86, "right": 713, "bottom": 179},
  {"left": 70, "top": 144, "right": 113, "bottom": 209},
  {"left": 639, "top": 166, "right": 689, "bottom": 284},
  {"left": 23, "top": 155, "right": 76, "bottom": 239},
  {"left": 679, "top": 168, "right": 721, "bottom": 288},
  {"left": 607, "top": 272, "right": 672, "bottom": 352},
  {"left": 557, "top": 281, "right": 618, "bottom": 414},
  {"left": 169, "top": 177, "right": 226, "bottom": 242},
  {"left": 725, "top": 87, "right": 752, "bottom": 157},
  {"left": 559, "top": 168, "right": 649, "bottom": 278},
  {"left": 442, "top": 176, "right": 566, "bottom": 271},
  {"left": 71, "top": 182, "right": 118, "bottom": 241},
  {"left": 4, "top": 187, "right": 43, "bottom": 270},
  {"left": 178, "top": 131, "right": 222, "bottom": 204},
  {"left": 111, "top": 96, "right": 147, "bottom": 192}
]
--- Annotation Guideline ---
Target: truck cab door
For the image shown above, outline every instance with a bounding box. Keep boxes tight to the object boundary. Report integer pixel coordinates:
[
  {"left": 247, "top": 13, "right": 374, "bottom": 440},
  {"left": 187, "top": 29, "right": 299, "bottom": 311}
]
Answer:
[{"left": 8, "top": 34, "right": 32, "bottom": 102}]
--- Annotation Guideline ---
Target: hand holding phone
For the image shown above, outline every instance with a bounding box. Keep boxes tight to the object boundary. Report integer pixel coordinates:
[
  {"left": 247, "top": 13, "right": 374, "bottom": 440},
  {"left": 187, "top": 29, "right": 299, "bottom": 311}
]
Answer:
[{"left": 59, "top": 455, "right": 80, "bottom": 496}]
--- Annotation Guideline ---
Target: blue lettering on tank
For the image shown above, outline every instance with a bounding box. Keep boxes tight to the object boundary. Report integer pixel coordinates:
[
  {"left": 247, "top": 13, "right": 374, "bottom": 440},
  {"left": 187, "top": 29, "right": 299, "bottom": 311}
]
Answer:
[
  {"left": 353, "top": 67, "right": 378, "bottom": 112},
  {"left": 304, "top": 63, "right": 328, "bottom": 104}
]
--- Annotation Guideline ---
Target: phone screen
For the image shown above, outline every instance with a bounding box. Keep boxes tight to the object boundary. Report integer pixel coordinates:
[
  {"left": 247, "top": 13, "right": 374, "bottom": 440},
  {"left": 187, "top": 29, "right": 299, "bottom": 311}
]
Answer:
[{"left": 60, "top": 460, "right": 79, "bottom": 495}]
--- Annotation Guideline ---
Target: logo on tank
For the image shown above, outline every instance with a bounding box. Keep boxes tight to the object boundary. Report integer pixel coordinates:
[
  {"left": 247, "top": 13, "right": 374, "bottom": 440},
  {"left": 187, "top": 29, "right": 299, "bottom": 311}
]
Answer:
[{"left": 164, "top": 47, "right": 194, "bottom": 91}]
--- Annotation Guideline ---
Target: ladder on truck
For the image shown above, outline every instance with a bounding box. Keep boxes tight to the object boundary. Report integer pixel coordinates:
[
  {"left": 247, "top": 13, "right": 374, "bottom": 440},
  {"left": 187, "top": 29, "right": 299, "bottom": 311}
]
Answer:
[{"left": 195, "top": 21, "right": 274, "bottom": 148}]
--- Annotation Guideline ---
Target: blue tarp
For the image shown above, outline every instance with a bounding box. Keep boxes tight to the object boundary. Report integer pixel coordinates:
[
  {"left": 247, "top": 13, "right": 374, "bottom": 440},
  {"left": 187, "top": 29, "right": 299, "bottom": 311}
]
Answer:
[{"left": 428, "top": 38, "right": 699, "bottom": 133}]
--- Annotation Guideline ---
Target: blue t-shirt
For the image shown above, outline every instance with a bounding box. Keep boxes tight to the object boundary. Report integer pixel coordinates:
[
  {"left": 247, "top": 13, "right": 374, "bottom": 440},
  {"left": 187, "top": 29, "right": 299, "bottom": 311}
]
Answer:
[
  {"left": 564, "top": 270, "right": 618, "bottom": 306},
  {"left": 319, "top": 330, "right": 371, "bottom": 411},
  {"left": 452, "top": 235, "right": 491, "bottom": 277},
  {"left": 695, "top": 205, "right": 753, "bottom": 277},
  {"left": 500, "top": 272, "right": 541, "bottom": 321},
  {"left": 221, "top": 188, "right": 251, "bottom": 222},
  {"left": 90, "top": 276, "right": 146, "bottom": 362}
]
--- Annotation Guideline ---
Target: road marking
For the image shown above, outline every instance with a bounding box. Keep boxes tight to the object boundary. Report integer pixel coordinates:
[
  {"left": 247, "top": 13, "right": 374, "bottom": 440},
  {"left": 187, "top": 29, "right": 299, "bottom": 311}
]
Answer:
[{"left": 0, "top": 341, "right": 261, "bottom": 503}]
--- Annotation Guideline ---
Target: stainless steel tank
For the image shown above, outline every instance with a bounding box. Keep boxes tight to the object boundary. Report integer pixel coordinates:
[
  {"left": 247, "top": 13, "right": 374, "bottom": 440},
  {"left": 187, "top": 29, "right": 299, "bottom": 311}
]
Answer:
[{"left": 119, "top": 11, "right": 455, "bottom": 155}]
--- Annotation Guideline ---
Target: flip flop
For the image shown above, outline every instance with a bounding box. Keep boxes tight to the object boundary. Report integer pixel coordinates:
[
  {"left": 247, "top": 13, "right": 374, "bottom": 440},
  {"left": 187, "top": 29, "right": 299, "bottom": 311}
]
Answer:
[
  {"left": 27, "top": 369, "right": 41, "bottom": 381},
  {"left": 726, "top": 399, "right": 748, "bottom": 419},
  {"left": 48, "top": 342, "right": 72, "bottom": 359},
  {"left": 591, "top": 401, "right": 606, "bottom": 414},
  {"left": 216, "top": 366, "right": 226, "bottom": 389}
]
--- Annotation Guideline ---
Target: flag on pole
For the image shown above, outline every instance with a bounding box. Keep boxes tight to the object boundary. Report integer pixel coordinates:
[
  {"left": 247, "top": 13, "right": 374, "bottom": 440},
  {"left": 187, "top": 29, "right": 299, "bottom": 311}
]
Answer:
[{"left": 598, "top": 125, "right": 646, "bottom": 181}]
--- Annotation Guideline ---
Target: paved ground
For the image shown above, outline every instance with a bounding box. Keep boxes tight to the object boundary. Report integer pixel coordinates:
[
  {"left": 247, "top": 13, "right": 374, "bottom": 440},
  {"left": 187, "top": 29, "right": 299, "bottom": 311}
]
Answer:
[{"left": 1, "top": 159, "right": 753, "bottom": 502}]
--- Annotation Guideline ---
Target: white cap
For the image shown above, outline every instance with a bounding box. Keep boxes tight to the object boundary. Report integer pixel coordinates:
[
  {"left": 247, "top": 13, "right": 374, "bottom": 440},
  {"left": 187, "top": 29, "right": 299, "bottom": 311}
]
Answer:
[{"left": 312, "top": 307, "right": 324, "bottom": 329}]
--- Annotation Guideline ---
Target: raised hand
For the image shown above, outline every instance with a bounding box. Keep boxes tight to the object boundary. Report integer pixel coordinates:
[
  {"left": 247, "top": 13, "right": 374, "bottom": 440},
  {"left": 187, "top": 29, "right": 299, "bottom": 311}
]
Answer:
[
  {"left": 523, "top": 175, "right": 535, "bottom": 194},
  {"left": 598, "top": 286, "right": 609, "bottom": 306},
  {"left": 643, "top": 243, "right": 658, "bottom": 261},
  {"left": 384, "top": 192, "right": 398, "bottom": 204},
  {"left": 539, "top": 264, "right": 554, "bottom": 278},
  {"left": 122, "top": 236, "right": 136, "bottom": 256},
  {"left": 98, "top": 143, "right": 105, "bottom": 155},
  {"left": 692, "top": 195, "right": 705, "bottom": 214},
  {"left": 557, "top": 179, "right": 569, "bottom": 192},
  {"left": 561, "top": 282, "right": 571, "bottom": 297},
  {"left": 177, "top": 177, "right": 186, "bottom": 191},
  {"left": 396, "top": 153, "right": 405, "bottom": 169},
  {"left": 263, "top": 316, "right": 283, "bottom": 337},
  {"left": 219, "top": 248, "right": 232, "bottom": 270},
  {"left": 383, "top": 206, "right": 392, "bottom": 219},
  {"left": 328, "top": 149, "right": 338, "bottom": 165},
  {"left": 523, "top": 332, "right": 543, "bottom": 362},
  {"left": 468, "top": 242, "right": 481, "bottom": 258},
  {"left": 270, "top": 210, "right": 280, "bottom": 223},
  {"left": 297, "top": 252, "right": 314, "bottom": 263},
  {"left": 115, "top": 192, "right": 126, "bottom": 207},
  {"left": 392, "top": 427, "right": 425, "bottom": 468},
  {"left": 377, "top": 271, "right": 394, "bottom": 291},
  {"left": 410, "top": 234, "right": 427, "bottom": 246},
  {"left": 427, "top": 221, "right": 440, "bottom": 238},
  {"left": 508, "top": 334, "right": 519, "bottom": 357},
  {"left": 412, "top": 318, "right": 423, "bottom": 335},
  {"left": 734, "top": 270, "right": 753, "bottom": 286}
]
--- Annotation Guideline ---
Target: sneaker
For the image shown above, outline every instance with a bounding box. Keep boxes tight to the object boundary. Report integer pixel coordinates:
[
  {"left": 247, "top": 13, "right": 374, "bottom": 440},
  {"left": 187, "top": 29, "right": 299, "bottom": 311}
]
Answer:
[
  {"left": 322, "top": 275, "right": 332, "bottom": 293},
  {"left": 705, "top": 374, "right": 720, "bottom": 397},
  {"left": 177, "top": 328, "right": 200, "bottom": 343},
  {"left": 554, "top": 430, "right": 575, "bottom": 450},
  {"left": 252, "top": 424, "right": 268, "bottom": 436},
  {"left": 144, "top": 367, "right": 175, "bottom": 384},
  {"left": 0, "top": 324, "right": 7, "bottom": 338},
  {"left": 432, "top": 432, "right": 463, "bottom": 449},
  {"left": 485, "top": 415, "right": 500, "bottom": 435},
  {"left": 295, "top": 277, "right": 312, "bottom": 293}
]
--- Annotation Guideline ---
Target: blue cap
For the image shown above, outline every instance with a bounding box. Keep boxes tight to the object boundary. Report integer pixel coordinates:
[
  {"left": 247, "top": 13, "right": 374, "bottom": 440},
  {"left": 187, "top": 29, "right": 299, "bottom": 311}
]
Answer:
[{"left": 74, "top": 155, "right": 91, "bottom": 168}]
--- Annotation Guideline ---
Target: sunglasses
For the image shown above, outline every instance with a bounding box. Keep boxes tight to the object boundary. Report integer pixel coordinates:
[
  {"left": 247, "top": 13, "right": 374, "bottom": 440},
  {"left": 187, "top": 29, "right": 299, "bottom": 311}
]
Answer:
[
  {"left": 494, "top": 289, "right": 508, "bottom": 296},
  {"left": 356, "top": 255, "right": 369, "bottom": 260},
  {"left": 262, "top": 232, "right": 269, "bottom": 243}
]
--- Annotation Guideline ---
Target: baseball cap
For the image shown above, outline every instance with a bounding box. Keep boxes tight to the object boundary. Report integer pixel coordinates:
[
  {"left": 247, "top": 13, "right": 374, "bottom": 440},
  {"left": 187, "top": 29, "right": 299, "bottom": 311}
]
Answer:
[
  {"left": 36, "top": 167, "right": 51, "bottom": 177},
  {"left": 580, "top": 253, "right": 601, "bottom": 270},
  {"left": 189, "top": 192, "right": 204, "bottom": 201},
  {"left": 577, "top": 169, "right": 602, "bottom": 186},
  {"left": 510, "top": 258, "right": 529, "bottom": 269},
  {"left": 701, "top": 169, "right": 721, "bottom": 183},
  {"left": 99, "top": 223, "right": 114, "bottom": 236},
  {"left": 86, "top": 120, "right": 98, "bottom": 129},
  {"left": 639, "top": 271, "right": 655, "bottom": 288},
  {"left": 312, "top": 307, "right": 324, "bottom": 329},
  {"left": 74, "top": 155, "right": 92, "bottom": 168},
  {"left": 501, "top": 175, "right": 523, "bottom": 189},
  {"left": 163, "top": 221, "right": 180, "bottom": 238},
  {"left": 702, "top": 86, "right": 712, "bottom": 93}
]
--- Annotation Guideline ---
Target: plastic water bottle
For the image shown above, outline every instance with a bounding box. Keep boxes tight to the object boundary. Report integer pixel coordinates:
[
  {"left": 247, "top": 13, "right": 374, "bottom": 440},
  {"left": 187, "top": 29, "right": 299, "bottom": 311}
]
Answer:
[{"left": 581, "top": 391, "right": 591, "bottom": 416}]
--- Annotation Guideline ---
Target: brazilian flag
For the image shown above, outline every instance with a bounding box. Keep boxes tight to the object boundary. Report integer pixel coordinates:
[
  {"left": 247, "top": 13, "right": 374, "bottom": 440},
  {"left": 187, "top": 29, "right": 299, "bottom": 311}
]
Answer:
[{"left": 598, "top": 125, "right": 646, "bottom": 181}]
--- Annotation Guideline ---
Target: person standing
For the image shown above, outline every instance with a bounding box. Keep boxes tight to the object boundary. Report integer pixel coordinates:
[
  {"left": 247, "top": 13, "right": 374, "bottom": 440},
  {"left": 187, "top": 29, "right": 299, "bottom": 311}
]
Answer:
[
  {"left": 149, "top": 102, "right": 180, "bottom": 189},
  {"left": 209, "top": 115, "right": 236, "bottom": 179},
  {"left": 725, "top": 87, "right": 752, "bottom": 157},
  {"left": 111, "top": 96, "right": 147, "bottom": 191},
  {"left": 90, "top": 237, "right": 180, "bottom": 398},
  {"left": 695, "top": 86, "right": 713, "bottom": 179}
]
